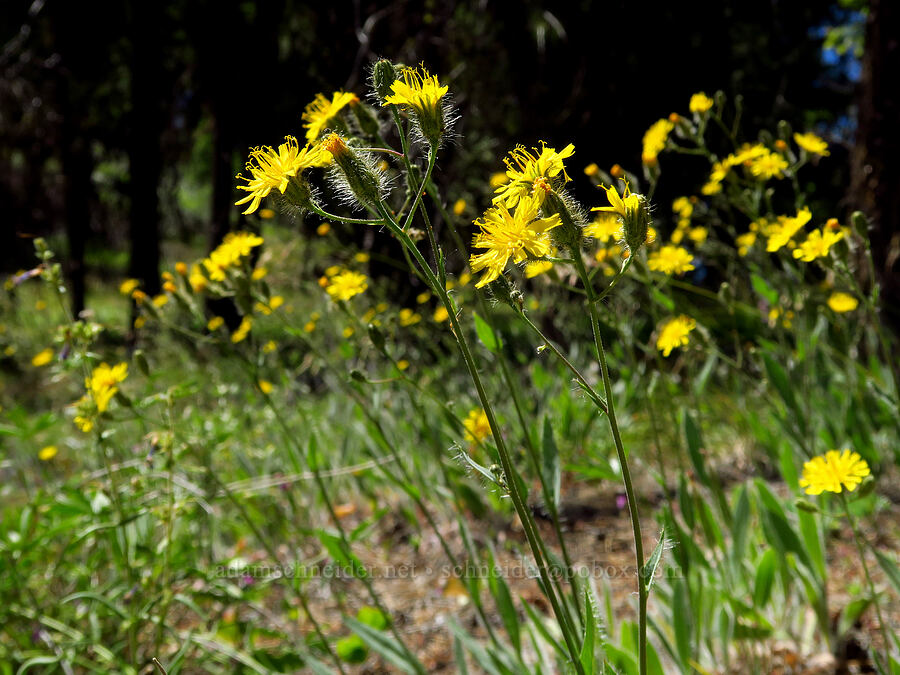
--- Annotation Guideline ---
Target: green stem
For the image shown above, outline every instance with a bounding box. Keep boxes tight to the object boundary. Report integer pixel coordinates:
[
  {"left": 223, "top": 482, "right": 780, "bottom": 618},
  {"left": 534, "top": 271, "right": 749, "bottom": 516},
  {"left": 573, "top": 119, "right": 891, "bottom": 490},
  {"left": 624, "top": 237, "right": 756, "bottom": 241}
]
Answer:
[
  {"left": 378, "top": 202, "right": 586, "bottom": 672},
  {"left": 842, "top": 493, "right": 892, "bottom": 674},
  {"left": 572, "top": 251, "right": 647, "bottom": 675}
]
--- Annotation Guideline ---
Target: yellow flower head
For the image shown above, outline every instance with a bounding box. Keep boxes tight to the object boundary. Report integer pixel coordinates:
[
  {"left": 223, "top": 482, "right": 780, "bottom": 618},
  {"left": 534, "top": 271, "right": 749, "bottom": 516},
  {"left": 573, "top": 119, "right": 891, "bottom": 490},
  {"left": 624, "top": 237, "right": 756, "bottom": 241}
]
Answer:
[
  {"left": 584, "top": 213, "right": 623, "bottom": 243},
  {"left": 326, "top": 270, "right": 369, "bottom": 302},
  {"left": 525, "top": 259, "right": 554, "bottom": 278},
  {"left": 593, "top": 181, "right": 651, "bottom": 251},
  {"left": 493, "top": 142, "right": 575, "bottom": 209},
  {"left": 470, "top": 195, "right": 561, "bottom": 287},
  {"left": 119, "top": 278, "right": 140, "bottom": 296},
  {"left": 794, "top": 132, "right": 830, "bottom": 157},
  {"left": 827, "top": 291, "right": 858, "bottom": 313},
  {"left": 748, "top": 150, "right": 789, "bottom": 180},
  {"left": 31, "top": 348, "right": 54, "bottom": 367},
  {"left": 689, "top": 92, "right": 714, "bottom": 114},
  {"left": 463, "top": 408, "right": 491, "bottom": 444},
  {"left": 792, "top": 228, "right": 844, "bottom": 262},
  {"left": 765, "top": 207, "right": 812, "bottom": 252},
  {"left": 398, "top": 308, "right": 422, "bottom": 326},
  {"left": 203, "top": 232, "right": 264, "bottom": 281},
  {"left": 383, "top": 65, "right": 449, "bottom": 144},
  {"left": 736, "top": 231, "right": 757, "bottom": 256},
  {"left": 38, "top": 445, "right": 58, "bottom": 461},
  {"left": 672, "top": 196, "right": 693, "bottom": 220},
  {"left": 657, "top": 315, "right": 697, "bottom": 357},
  {"left": 648, "top": 245, "right": 695, "bottom": 275},
  {"left": 235, "top": 136, "right": 331, "bottom": 215},
  {"left": 433, "top": 306, "right": 450, "bottom": 323},
  {"left": 799, "top": 449, "right": 870, "bottom": 495},
  {"left": 642, "top": 118, "right": 674, "bottom": 165},
  {"left": 231, "top": 316, "right": 252, "bottom": 343},
  {"left": 189, "top": 265, "right": 208, "bottom": 293},
  {"left": 86, "top": 362, "right": 128, "bottom": 413},
  {"left": 302, "top": 91, "right": 360, "bottom": 142}
]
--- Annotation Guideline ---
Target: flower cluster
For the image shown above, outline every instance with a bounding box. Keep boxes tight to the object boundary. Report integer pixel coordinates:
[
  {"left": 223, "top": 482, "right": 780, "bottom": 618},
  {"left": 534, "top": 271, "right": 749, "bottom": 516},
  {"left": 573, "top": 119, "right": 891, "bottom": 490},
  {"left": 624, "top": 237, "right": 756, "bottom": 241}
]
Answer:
[
  {"left": 203, "top": 232, "right": 264, "bottom": 282},
  {"left": 72, "top": 362, "right": 129, "bottom": 432}
]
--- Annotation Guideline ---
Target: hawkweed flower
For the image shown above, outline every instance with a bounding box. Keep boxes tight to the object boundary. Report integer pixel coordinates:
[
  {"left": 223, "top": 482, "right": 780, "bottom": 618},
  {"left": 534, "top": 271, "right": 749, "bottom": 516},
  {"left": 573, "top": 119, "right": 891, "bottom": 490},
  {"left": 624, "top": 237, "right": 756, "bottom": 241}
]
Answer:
[
  {"left": 321, "top": 133, "right": 385, "bottom": 209},
  {"left": 765, "top": 207, "right": 812, "bottom": 252},
  {"left": 792, "top": 228, "right": 844, "bottom": 262},
  {"left": 584, "top": 213, "right": 623, "bottom": 243},
  {"left": 463, "top": 408, "right": 491, "bottom": 444},
  {"left": 689, "top": 92, "right": 714, "bottom": 114},
  {"left": 203, "top": 232, "right": 264, "bottom": 282},
  {"left": 827, "top": 291, "right": 858, "bottom": 313},
  {"left": 642, "top": 118, "right": 674, "bottom": 166},
  {"left": 647, "top": 245, "right": 695, "bottom": 275},
  {"left": 656, "top": 315, "right": 697, "bottom": 357},
  {"left": 383, "top": 64, "right": 449, "bottom": 146},
  {"left": 72, "top": 362, "right": 129, "bottom": 433},
  {"left": 31, "top": 348, "right": 54, "bottom": 367},
  {"left": 231, "top": 316, "right": 252, "bottom": 343},
  {"left": 794, "top": 132, "right": 830, "bottom": 157},
  {"left": 235, "top": 136, "right": 331, "bottom": 215},
  {"left": 493, "top": 142, "right": 575, "bottom": 209},
  {"left": 470, "top": 195, "right": 561, "bottom": 288},
  {"left": 302, "top": 91, "right": 360, "bottom": 142},
  {"left": 748, "top": 150, "right": 788, "bottom": 180},
  {"left": 592, "top": 181, "right": 651, "bottom": 253},
  {"left": 325, "top": 270, "right": 369, "bottom": 302},
  {"left": 799, "top": 449, "right": 870, "bottom": 495}
]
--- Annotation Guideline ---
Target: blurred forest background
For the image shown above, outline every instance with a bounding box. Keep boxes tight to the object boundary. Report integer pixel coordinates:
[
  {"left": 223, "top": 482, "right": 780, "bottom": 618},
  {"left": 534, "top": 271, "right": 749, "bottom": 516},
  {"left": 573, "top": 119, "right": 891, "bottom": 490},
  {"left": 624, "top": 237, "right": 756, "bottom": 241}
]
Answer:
[{"left": 2, "top": 0, "right": 897, "bottom": 326}]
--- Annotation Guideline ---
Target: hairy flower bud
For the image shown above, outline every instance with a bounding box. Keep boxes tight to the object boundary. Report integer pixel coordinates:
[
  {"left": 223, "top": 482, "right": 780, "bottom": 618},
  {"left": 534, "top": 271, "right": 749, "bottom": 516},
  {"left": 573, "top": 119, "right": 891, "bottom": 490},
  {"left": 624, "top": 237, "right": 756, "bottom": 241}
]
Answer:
[
  {"left": 541, "top": 190, "right": 585, "bottom": 253},
  {"left": 322, "top": 133, "right": 383, "bottom": 208},
  {"left": 371, "top": 59, "right": 399, "bottom": 102}
]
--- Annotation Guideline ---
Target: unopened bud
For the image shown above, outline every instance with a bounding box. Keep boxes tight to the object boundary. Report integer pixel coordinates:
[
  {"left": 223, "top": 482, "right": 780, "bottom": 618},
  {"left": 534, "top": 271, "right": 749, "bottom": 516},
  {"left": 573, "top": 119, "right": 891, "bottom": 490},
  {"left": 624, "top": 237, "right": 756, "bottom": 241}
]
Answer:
[
  {"left": 367, "top": 323, "right": 385, "bottom": 351},
  {"left": 372, "top": 59, "right": 399, "bottom": 102},
  {"left": 322, "top": 133, "right": 383, "bottom": 208},
  {"left": 542, "top": 190, "right": 584, "bottom": 253},
  {"left": 134, "top": 349, "right": 150, "bottom": 376}
]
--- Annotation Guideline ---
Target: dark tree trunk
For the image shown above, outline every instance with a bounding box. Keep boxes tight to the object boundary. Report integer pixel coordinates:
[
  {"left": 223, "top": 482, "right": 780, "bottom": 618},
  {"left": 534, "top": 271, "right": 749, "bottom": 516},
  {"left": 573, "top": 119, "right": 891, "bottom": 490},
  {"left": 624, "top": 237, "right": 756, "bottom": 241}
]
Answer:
[
  {"left": 851, "top": 0, "right": 900, "bottom": 334},
  {"left": 127, "top": 0, "right": 163, "bottom": 298},
  {"left": 60, "top": 129, "right": 91, "bottom": 316}
]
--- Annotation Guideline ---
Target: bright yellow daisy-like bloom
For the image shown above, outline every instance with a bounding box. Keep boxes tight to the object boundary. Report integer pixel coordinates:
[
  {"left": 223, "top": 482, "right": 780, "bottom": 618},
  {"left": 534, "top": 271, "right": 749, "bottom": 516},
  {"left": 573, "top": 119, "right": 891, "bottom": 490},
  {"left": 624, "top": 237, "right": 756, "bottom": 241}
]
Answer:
[
  {"left": 799, "top": 449, "right": 870, "bottom": 495},
  {"left": 31, "top": 348, "right": 54, "bottom": 367},
  {"left": 592, "top": 181, "right": 651, "bottom": 251},
  {"left": 470, "top": 195, "right": 561, "bottom": 287},
  {"left": 235, "top": 136, "right": 331, "bottom": 215},
  {"left": 325, "top": 270, "right": 369, "bottom": 301},
  {"left": 748, "top": 150, "right": 789, "bottom": 180},
  {"left": 203, "top": 232, "right": 264, "bottom": 282},
  {"left": 689, "top": 92, "right": 714, "bottom": 114},
  {"left": 302, "top": 91, "right": 359, "bottom": 142},
  {"left": 463, "top": 407, "right": 491, "bottom": 444},
  {"left": 231, "top": 316, "right": 252, "bottom": 343},
  {"left": 384, "top": 65, "right": 448, "bottom": 114},
  {"left": 642, "top": 118, "right": 674, "bottom": 165},
  {"left": 525, "top": 259, "right": 554, "bottom": 278},
  {"left": 765, "top": 207, "right": 812, "bottom": 252},
  {"left": 72, "top": 361, "right": 129, "bottom": 430},
  {"left": 827, "top": 291, "right": 858, "bottom": 313},
  {"left": 794, "top": 132, "right": 830, "bottom": 157},
  {"left": 648, "top": 245, "right": 695, "bottom": 275},
  {"left": 736, "top": 231, "right": 757, "bottom": 256},
  {"left": 657, "top": 315, "right": 697, "bottom": 357},
  {"left": 493, "top": 142, "right": 575, "bottom": 209},
  {"left": 792, "top": 228, "right": 844, "bottom": 262},
  {"left": 584, "top": 212, "right": 622, "bottom": 243}
]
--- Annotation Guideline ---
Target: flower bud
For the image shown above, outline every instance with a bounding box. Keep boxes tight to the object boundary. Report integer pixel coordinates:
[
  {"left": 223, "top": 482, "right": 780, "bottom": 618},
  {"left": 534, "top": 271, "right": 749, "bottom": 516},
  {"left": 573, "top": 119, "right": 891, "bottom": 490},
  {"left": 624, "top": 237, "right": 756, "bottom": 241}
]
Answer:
[
  {"left": 541, "top": 190, "right": 584, "bottom": 254},
  {"left": 352, "top": 101, "right": 381, "bottom": 137},
  {"left": 367, "top": 323, "right": 385, "bottom": 351},
  {"left": 371, "top": 59, "right": 399, "bottom": 102},
  {"left": 322, "top": 133, "right": 383, "bottom": 208}
]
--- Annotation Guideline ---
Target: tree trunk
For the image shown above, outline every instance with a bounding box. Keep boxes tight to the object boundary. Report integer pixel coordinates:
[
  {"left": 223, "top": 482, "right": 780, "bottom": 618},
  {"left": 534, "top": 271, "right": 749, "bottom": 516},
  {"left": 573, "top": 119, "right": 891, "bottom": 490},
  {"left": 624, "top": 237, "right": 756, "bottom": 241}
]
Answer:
[{"left": 851, "top": 0, "right": 900, "bottom": 334}]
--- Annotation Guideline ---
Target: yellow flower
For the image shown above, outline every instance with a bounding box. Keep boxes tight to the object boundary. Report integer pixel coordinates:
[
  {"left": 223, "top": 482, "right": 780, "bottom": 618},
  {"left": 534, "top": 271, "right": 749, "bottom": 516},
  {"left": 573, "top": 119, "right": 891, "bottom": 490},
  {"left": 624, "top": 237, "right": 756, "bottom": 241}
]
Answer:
[
  {"left": 231, "top": 316, "right": 252, "bottom": 343},
  {"left": 152, "top": 294, "right": 169, "bottom": 308},
  {"left": 175, "top": 262, "right": 188, "bottom": 276},
  {"left": 657, "top": 315, "right": 697, "bottom": 357},
  {"left": 134, "top": 316, "right": 146, "bottom": 329},
  {"left": 525, "top": 260, "right": 554, "bottom": 278},
  {"left": 354, "top": 252, "right": 370, "bottom": 263},
  {"left": 647, "top": 245, "right": 695, "bottom": 275},
  {"left": 416, "top": 291, "right": 431, "bottom": 304},
  {"left": 396, "top": 359, "right": 410, "bottom": 371},
  {"left": 459, "top": 272, "right": 472, "bottom": 286},
  {"left": 204, "top": 232, "right": 264, "bottom": 281},
  {"left": 269, "top": 295, "right": 284, "bottom": 310},
  {"left": 258, "top": 380, "right": 273, "bottom": 395},
  {"left": 583, "top": 163, "right": 599, "bottom": 177},
  {"left": 119, "top": 279, "right": 140, "bottom": 295},
  {"left": 827, "top": 292, "right": 858, "bottom": 313},
  {"left": 302, "top": 91, "right": 359, "bottom": 142},
  {"left": 86, "top": 362, "right": 128, "bottom": 413},
  {"left": 162, "top": 280, "right": 177, "bottom": 293},
  {"left": 342, "top": 326, "right": 354, "bottom": 338},
  {"left": 689, "top": 92, "right": 714, "bottom": 114},
  {"left": 765, "top": 207, "right": 812, "bottom": 252},
  {"left": 794, "top": 132, "right": 830, "bottom": 157},
  {"left": 433, "top": 306, "right": 450, "bottom": 322},
  {"left": 304, "top": 321, "right": 316, "bottom": 333},
  {"left": 799, "top": 449, "right": 870, "bottom": 495},
  {"left": 687, "top": 227, "right": 708, "bottom": 245},
  {"left": 672, "top": 196, "right": 693, "bottom": 220},
  {"left": 489, "top": 171, "right": 509, "bottom": 188},
  {"left": 463, "top": 408, "right": 491, "bottom": 443},
  {"left": 399, "top": 308, "right": 421, "bottom": 326},
  {"left": 326, "top": 270, "right": 368, "bottom": 301},
  {"left": 38, "top": 445, "right": 58, "bottom": 461},
  {"left": 470, "top": 195, "right": 561, "bottom": 287},
  {"left": 642, "top": 118, "right": 674, "bottom": 165},
  {"left": 453, "top": 199, "right": 466, "bottom": 216},
  {"left": 792, "top": 228, "right": 844, "bottom": 262},
  {"left": 31, "top": 348, "right": 54, "bottom": 367},
  {"left": 263, "top": 340, "right": 277, "bottom": 353},
  {"left": 207, "top": 316, "right": 225, "bottom": 331},
  {"left": 383, "top": 65, "right": 448, "bottom": 115},
  {"left": 748, "top": 150, "right": 788, "bottom": 180},
  {"left": 317, "top": 222, "right": 331, "bottom": 236},
  {"left": 259, "top": 208, "right": 275, "bottom": 219},
  {"left": 736, "top": 231, "right": 757, "bottom": 256},
  {"left": 235, "top": 136, "right": 331, "bottom": 215},
  {"left": 251, "top": 267, "right": 268, "bottom": 281},
  {"left": 493, "top": 142, "right": 575, "bottom": 208},
  {"left": 584, "top": 213, "right": 622, "bottom": 243}
]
